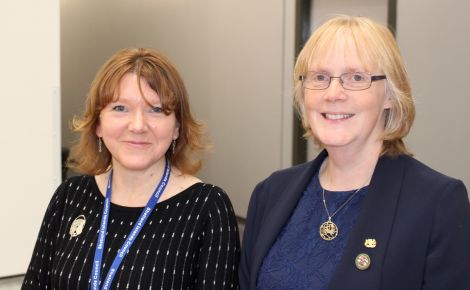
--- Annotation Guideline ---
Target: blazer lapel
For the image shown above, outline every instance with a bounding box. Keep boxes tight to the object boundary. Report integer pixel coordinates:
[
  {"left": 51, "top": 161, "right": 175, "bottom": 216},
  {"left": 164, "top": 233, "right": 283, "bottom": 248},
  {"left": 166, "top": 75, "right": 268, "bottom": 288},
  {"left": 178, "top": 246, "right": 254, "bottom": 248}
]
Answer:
[
  {"left": 328, "top": 155, "right": 406, "bottom": 290},
  {"left": 250, "top": 150, "right": 328, "bottom": 288}
]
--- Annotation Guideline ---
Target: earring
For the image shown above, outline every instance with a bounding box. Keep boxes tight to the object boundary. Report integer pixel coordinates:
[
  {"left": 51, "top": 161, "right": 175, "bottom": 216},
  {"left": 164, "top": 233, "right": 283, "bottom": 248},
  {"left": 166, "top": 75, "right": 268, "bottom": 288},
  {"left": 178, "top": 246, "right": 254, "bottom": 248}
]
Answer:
[
  {"left": 98, "top": 138, "right": 102, "bottom": 153},
  {"left": 172, "top": 139, "right": 176, "bottom": 155}
]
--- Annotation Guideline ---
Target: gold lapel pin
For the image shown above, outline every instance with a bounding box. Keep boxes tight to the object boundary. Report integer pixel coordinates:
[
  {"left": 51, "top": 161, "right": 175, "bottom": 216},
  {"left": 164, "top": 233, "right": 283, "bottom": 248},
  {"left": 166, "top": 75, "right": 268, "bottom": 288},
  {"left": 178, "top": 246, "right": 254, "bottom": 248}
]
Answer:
[
  {"left": 355, "top": 253, "right": 371, "bottom": 270},
  {"left": 364, "top": 238, "right": 377, "bottom": 248},
  {"left": 70, "top": 214, "right": 86, "bottom": 237}
]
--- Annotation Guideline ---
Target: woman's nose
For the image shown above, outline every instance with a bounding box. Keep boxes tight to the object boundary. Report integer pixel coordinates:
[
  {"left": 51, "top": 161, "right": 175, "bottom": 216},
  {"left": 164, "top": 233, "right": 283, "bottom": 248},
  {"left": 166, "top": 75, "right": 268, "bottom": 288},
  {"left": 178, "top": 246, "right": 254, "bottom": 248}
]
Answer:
[
  {"left": 324, "top": 78, "right": 347, "bottom": 101},
  {"left": 128, "top": 110, "right": 147, "bottom": 132}
]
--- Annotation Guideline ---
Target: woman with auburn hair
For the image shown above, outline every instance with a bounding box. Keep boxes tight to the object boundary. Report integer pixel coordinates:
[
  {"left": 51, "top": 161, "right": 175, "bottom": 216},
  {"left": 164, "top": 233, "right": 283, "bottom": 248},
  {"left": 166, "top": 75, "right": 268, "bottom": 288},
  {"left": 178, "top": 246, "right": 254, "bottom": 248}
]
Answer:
[
  {"left": 23, "top": 48, "right": 240, "bottom": 289},
  {"left": 240, "top": 15, "right": 470, "bottom": 290}
]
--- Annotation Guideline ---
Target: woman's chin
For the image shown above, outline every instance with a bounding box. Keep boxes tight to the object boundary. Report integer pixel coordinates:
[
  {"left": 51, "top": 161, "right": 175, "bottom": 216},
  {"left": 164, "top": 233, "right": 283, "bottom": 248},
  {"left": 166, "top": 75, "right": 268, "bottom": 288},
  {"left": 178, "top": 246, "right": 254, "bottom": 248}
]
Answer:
[{"left": 316, "top": 136, "right": 353, "bottom": 149}]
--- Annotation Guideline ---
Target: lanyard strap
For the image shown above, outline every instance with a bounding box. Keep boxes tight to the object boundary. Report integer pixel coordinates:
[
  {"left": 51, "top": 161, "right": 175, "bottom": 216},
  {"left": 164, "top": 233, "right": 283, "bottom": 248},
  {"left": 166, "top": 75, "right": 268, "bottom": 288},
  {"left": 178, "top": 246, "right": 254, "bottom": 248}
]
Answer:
[{"left": 91, "top": 159, "right": 170, "bottom": 290}]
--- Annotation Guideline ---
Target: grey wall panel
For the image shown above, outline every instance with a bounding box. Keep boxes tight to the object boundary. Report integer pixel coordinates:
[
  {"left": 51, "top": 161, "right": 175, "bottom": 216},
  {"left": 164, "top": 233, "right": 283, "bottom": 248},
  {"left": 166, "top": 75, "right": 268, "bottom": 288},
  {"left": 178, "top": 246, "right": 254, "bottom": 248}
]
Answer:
[{"left": 397, "top": 0, "right": 470, "bottom": 191}]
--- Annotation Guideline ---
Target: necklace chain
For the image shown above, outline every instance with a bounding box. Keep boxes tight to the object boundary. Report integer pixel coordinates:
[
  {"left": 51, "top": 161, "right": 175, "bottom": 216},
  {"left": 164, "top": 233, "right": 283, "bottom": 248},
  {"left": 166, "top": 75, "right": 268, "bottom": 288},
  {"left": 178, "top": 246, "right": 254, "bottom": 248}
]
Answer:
[
  {"left": 319, "top": 185, "right": 364, "bottom": 241},
  {"left": 318, "top": 159, "right": 369, "bottom": 241},
  {"left": 322, "top": 187, "right": 362, "bottom": 220}
]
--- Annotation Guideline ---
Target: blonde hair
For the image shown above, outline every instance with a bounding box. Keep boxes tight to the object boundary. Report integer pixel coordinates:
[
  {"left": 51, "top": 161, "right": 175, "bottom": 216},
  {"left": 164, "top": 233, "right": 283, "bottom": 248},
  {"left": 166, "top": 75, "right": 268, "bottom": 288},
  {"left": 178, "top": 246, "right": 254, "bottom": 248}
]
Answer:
[
  {"left": 294, "top": 15, "right": 415, "bottom": 156},
  {"left": 68, "top": 48, "right": 207, "bottom": 175}
]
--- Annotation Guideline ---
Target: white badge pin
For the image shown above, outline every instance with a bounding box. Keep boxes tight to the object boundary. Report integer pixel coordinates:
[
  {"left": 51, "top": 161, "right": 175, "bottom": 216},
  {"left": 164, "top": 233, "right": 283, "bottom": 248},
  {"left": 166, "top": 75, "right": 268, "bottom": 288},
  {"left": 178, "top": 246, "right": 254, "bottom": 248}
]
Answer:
[
  {"left": 70, "top": 214, "right": 86, "bottom": 237},
  {"left": 364, "top": 238, "right": 377, "bottom": 248}
]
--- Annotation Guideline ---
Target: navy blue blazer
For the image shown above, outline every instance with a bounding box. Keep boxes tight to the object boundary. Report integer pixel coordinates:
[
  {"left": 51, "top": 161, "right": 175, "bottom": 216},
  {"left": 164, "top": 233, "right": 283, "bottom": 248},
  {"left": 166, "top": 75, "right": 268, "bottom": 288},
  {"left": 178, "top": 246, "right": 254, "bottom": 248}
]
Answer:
[{"left": 240, "top": 151, "right": 470, "bottom": 290}]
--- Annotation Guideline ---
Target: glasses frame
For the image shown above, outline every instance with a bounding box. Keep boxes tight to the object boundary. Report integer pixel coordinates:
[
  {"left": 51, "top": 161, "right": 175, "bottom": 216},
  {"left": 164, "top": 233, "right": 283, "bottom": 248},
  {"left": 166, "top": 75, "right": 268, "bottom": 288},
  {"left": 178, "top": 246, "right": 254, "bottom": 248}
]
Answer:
[{"left": 299, "top": 71, "right": 387, "bottom": 91}]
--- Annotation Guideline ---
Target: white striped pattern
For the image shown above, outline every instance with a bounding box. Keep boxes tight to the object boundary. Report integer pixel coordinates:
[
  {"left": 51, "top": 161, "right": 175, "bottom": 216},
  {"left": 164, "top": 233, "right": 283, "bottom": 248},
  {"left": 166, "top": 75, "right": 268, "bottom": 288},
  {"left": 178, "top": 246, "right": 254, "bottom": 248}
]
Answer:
[{"left": 22, "top": 176, "right": 240, "bottom": 289}]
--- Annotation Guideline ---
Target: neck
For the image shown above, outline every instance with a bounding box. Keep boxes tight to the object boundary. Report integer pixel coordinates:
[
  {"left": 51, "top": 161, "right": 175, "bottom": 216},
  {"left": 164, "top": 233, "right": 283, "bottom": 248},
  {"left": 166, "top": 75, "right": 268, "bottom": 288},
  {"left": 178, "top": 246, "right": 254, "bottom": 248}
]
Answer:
[
  {"left": 320, "top": 141, "right": 382, "bottom": 191},
  {"left": 109, "top": 159, "right": 167, "bottom": 207}
]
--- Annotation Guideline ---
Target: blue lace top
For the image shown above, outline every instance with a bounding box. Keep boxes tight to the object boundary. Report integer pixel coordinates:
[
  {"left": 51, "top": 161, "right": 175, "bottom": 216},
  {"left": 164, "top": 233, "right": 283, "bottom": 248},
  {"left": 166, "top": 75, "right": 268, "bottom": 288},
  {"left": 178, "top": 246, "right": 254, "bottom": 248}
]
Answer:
[{"left": 256, "top": 174, "right": 368, "bottom": 290}]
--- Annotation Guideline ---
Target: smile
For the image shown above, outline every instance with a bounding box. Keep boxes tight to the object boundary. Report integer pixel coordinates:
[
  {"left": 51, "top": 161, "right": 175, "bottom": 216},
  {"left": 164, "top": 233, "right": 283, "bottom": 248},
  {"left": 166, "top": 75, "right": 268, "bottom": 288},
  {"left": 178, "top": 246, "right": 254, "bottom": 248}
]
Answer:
[
  {"left": 124, "top": 141, "right": 151, "bottom": 146},
  {"left": 322, "top": 113, "right": 354, "bottom": 120}
]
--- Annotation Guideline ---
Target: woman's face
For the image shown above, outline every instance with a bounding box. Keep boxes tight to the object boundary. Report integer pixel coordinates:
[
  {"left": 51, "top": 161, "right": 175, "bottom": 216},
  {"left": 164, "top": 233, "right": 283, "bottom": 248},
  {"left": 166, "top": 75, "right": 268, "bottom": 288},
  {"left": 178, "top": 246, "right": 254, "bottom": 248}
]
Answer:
[
  {"left": 96, "top": 73, "right": 179, "bottom": 173},
  {"left": 304, "top": 46, "right": 391, "bottom": 154}
]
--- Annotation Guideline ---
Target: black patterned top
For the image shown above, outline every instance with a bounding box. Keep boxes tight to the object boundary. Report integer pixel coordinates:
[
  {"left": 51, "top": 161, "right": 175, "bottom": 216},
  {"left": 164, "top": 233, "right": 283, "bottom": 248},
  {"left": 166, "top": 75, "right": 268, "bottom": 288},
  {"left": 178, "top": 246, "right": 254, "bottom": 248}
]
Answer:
[{"left": 22, "top": 175, "right": 240, "bottom": 289}]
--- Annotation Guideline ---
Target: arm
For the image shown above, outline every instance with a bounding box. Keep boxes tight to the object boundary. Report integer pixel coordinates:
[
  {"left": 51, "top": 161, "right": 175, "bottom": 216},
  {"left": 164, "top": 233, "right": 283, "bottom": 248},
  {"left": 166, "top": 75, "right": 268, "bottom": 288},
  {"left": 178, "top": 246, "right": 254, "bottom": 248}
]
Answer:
[
  {"left": 423, "top": 180, "right": 470, "bottom": 290},
  {"left": 239, "top": 180, "right": 263, "bottom": 290},
  {"left": 196, "top": 188, "right": 240, "bottom": 290},
  {"left": 21, "top": 182, "right": 67, "bottom": 290}
]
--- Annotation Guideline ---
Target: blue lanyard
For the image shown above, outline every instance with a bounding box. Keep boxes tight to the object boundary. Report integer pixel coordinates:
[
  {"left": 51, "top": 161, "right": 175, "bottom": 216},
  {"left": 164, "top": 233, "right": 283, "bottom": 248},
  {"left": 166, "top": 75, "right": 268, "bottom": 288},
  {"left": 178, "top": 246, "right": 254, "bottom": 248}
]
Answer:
[{"left": 91, "top": 159, "right": 170, "bottom": 290}]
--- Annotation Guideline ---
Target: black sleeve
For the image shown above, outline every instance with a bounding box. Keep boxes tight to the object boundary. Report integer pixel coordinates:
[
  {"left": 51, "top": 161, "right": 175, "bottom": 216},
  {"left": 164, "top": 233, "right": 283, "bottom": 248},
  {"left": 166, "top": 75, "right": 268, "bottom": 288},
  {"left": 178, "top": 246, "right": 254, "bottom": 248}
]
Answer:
[
  {"left": 423, "top": 179, "right": 470, "bottom": 290},
  {"left": 21, "top": 181, "right": 69, "bottom": 290},
  {"left": 239, "top": 180, "right": 265, "bottom": 290},
  {"left": 196, "top": 187, "right": 240, "bottom": 289}
]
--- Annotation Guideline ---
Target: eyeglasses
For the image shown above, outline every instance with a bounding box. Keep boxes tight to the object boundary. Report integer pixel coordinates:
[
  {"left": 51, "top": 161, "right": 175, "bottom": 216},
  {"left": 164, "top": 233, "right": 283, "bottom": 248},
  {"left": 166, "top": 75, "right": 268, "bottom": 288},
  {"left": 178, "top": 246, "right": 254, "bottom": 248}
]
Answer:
[{"left": 300, "top": 71, "right": 386, "bottom": 91}]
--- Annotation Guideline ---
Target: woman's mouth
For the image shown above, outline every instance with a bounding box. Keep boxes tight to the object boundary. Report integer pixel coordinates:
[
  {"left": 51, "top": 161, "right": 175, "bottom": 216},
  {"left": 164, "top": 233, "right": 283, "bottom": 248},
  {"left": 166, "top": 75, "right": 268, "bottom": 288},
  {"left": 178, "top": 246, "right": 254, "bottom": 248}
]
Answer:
[
  {"left": 125, "top": 140, "right": 151, "bottom": 146},
  {"left": 322, "top": 113, "right": 354, "bottom": 120}
]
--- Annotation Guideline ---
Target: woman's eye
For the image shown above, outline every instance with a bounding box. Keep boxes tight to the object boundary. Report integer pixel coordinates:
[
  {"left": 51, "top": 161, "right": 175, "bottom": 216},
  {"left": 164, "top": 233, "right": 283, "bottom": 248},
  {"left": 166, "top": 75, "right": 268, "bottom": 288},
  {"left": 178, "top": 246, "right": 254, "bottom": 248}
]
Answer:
[
  {"left": 112, "top": 105, "right": 126, "bottom": 112},
  {"left": 151, "top": 106, "right": 163, "bottom": 113},
  {"left": 351, "top": 73, "right": 365, "bottom": 82},
  {"left": 314, "top": 74, "right": 328, "bottom": 81}
]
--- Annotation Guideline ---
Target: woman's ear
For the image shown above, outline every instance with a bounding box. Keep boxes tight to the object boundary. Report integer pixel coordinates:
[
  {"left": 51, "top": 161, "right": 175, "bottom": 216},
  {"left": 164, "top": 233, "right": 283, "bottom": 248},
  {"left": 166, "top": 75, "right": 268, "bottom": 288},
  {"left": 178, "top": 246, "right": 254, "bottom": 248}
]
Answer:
[
  {"left": 173, "top": 120, "right": 180, "bottom": 140},
  {"left": 95, "top": 118, "right": 102, "bottom": 138},
  {"left": 383, "top": 83, "right": 393, "bottom": 110},
  {"left": 383, "top": 95, "right": 392, "bottom": 110}
]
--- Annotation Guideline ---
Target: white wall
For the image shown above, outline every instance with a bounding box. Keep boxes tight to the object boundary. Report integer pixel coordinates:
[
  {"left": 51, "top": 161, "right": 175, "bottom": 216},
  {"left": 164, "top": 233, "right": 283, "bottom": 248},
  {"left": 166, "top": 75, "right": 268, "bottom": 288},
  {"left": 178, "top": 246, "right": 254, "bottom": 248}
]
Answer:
[
  {"left": 310, "top": 0, "right": 388, "bottom": 32},
  {"left": 397, "top": 0, "right": 470, "bottom": 189},
  {"left": 61, "top": 0, "right": 295, "bottom": 217},
  {"left": 0, "top": 0, "right": 61, "bottom": 277}
]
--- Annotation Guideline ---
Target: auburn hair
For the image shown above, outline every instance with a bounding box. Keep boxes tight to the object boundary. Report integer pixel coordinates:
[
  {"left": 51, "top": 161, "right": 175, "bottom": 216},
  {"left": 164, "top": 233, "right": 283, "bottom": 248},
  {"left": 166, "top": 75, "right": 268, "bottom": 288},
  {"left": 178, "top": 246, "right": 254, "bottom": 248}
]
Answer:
[{"left": 68, "top": 48, "right": 207, "bottom": 175}]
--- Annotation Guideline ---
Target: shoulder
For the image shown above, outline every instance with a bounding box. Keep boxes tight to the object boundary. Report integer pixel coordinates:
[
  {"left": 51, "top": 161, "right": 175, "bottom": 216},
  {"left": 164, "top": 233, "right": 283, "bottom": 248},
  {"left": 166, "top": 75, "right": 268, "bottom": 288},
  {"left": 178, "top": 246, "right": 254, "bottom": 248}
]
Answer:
[
  {"left": 189, "top": 183, "right": 234, "bottom": 205},
  {"left": 51, "top": 175, "right": 91, "bottom": 200},
  {"left": 188, "top": 183, "right": 237, "bottom": 215},
  {"left": 60, "top": 174, "right": 94, "bottom": 188},
  {"left": 51, "top": 175, "right": 98, "bottom": 206},
  {"left": 180, "top": 183, "right": 238, "bottom": 231},
  {"left": 171, "top": 168, "right": 202, "bottom": 186},
  {"left": 382, "top": 155, "right": 468, "bottom": 213},
  {"left": 251, "top": 160, "right": 316, "bottom": 202},
  {"left": 165, "top": 171, "right": 202, "bottom": 201},
  {"left": 242, "top": 159, "right": 320, "bottom": 231},
  {"left": 267, "top": 161, "right": 315, "bottom": 182},
  {"left": 41, "top": 175, "right": 96, "bottom": 222},
  {"left": 259, "top": 161, "right": 315, "bottom": 188},
  {"left": 251, "top": 150, "right": 327, "bottom": 200},
  {"left": 395, "top": 156, "right": 470, "bottom": 285},
  {"left": 58, "top": 175, "right": 97, "bottom": 197},
  {"left": 394, "top": 154, "right": 464, "bottom": 190}
]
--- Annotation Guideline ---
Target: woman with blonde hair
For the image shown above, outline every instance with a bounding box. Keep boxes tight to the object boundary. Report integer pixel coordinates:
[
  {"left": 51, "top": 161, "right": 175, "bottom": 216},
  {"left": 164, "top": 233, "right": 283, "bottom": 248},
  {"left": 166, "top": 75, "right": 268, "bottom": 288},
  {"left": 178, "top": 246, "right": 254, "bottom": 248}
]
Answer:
[
  {"left": 240, "top": 15, "right": 470, "bottom": 290},
  {"left": 23, "top": 48, "right": 240, "bottom": 289}
]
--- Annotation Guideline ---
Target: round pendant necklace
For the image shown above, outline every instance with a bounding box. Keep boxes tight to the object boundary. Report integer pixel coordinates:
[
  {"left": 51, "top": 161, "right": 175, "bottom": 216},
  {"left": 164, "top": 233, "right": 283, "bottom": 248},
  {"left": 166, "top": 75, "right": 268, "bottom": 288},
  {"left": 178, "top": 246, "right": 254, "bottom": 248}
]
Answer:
[{"left": 319, "top": 186, "right": 363, "bottom": 241}]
